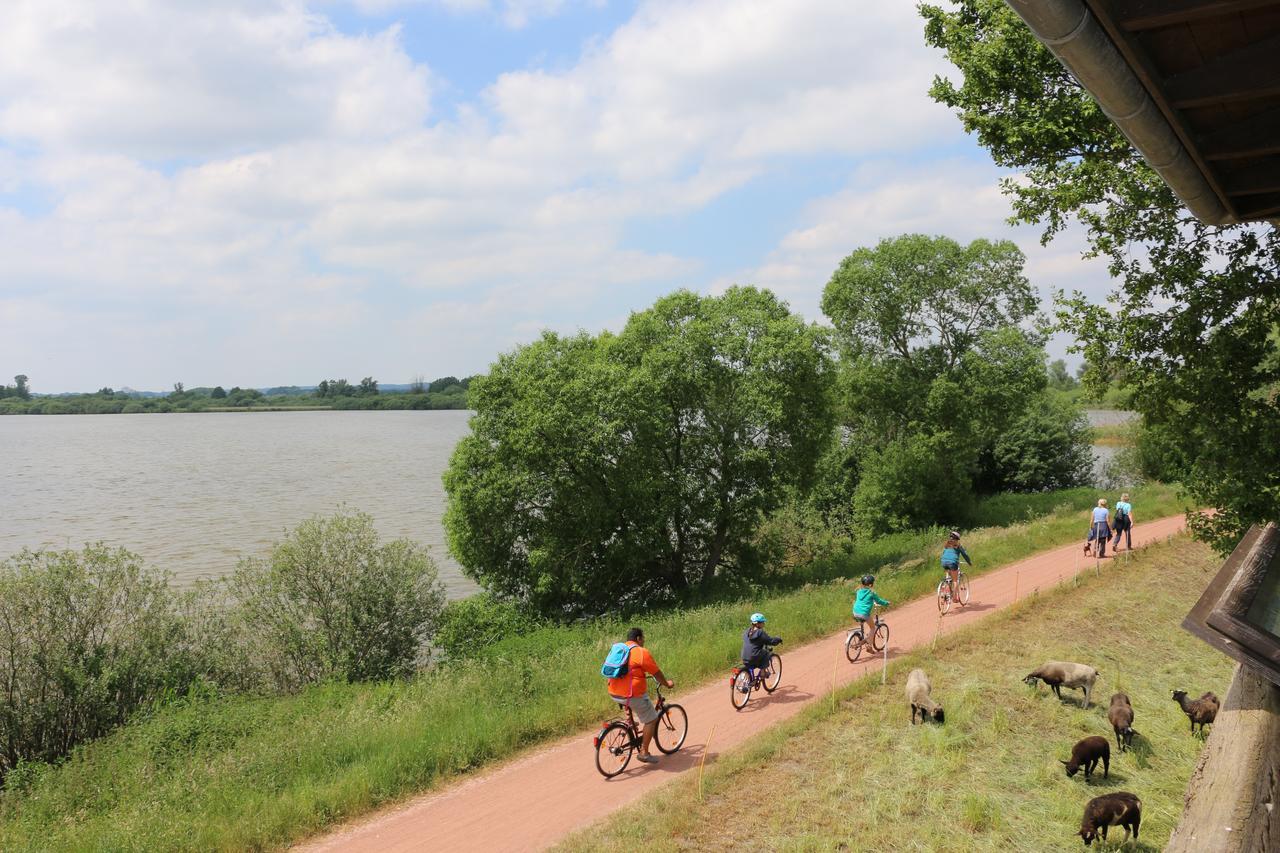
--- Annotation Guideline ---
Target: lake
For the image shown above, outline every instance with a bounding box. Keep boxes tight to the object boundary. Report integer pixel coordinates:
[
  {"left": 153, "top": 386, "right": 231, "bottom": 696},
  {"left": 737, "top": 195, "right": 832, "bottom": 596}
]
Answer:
[{"left": 0, "top": 410, "right": 479, "bottom": 598}]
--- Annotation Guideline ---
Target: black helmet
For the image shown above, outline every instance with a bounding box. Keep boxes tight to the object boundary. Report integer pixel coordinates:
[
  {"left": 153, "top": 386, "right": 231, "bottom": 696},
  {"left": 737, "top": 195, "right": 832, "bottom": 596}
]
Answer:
[{"left": 860, "top": 574, "right": 875, "bottom": 585}]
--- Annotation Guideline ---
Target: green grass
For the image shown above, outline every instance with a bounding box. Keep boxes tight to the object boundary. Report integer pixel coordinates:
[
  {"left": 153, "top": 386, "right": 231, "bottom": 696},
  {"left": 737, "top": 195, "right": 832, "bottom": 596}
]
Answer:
[
  {"left": 558, "top": 538, "right": 1233, "bottom": 853},
  {"left": 1091, "top": 424, "right": 1135, "bottom": 447},
  {"left": 0, "top": 484, "right": 1185, "bottom": 852}
]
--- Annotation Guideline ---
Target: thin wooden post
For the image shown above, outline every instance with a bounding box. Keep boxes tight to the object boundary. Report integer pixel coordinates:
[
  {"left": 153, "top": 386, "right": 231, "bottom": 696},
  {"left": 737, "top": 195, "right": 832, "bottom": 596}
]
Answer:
[
  {"left": 1013, "top": 571, "right": 1020, "bottom": 604},
  {"left": 698, "top": 724, "right": 715, "bottom": 801}
]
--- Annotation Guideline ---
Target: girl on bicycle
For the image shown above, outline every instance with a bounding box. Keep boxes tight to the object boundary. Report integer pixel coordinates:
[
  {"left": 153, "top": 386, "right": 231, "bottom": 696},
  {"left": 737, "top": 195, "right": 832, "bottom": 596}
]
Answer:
[
  {"left": 942, "top": 531, "right": 972, "bottom": 605},
  {"left": 853, "top": 575, "right": 889, "bottom": 637}
]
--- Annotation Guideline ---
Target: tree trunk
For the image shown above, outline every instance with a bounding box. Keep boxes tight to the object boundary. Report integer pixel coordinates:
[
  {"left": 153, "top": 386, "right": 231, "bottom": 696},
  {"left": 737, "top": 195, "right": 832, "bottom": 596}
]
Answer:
[{"left": 1166, "top": 663, "right": 1280, "bottom": 852}]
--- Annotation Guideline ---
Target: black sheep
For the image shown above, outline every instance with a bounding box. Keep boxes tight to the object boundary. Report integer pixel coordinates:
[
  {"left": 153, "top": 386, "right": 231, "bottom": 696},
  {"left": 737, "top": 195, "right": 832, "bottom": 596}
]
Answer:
[
  {"left": 1078, "top": 792, "right": 1141, "bottom": 846},
  {"left": 1061, "top": 735, "right": 1110, "bottom": 780},
  {"left": 1171, "top": 689, "right": 1219, "bottom": 736}
]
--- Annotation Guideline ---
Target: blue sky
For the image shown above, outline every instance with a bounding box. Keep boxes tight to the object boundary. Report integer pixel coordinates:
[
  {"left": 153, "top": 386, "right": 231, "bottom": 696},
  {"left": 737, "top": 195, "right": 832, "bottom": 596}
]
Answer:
[{"left": 0, "top": 0, "right": 1110, "bottom": 392}]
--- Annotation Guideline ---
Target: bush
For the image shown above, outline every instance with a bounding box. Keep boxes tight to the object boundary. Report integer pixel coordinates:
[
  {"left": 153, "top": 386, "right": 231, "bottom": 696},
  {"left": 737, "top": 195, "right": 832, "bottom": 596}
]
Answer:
[
  {"left": 228, "top": 511, "right": 447, "bottom": 690},
  {"left": 434, "top": 594, "right": 536, "bottom": 661},
  {"left": 0, "top": 546, "right": 196, "bottom": 782},
  {"left": 980, "top": 394, "right": 1093, "bottom": 492},
  {"left": 851, "top": 433, "right": 973, "bottom": 536}
]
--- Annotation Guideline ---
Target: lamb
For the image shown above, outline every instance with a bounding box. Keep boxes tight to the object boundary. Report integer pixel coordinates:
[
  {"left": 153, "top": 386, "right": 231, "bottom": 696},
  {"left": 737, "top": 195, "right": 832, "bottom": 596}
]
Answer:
[
  {"left": 1078, "top": 792, "right": 1141, "bottom": 846},
  {"left": 1061, "top": 735, "right": 1110, "bottom": 780},
  {"left": 905, "top": 668, "right": 944, "bottom": 724},
  {"left": 1171, "top": 689, "right": 1220, "bottom": 736},
  {"left": 1107, "top": 692, "right": 1135, "bottom": 751},
  {"left": 1023, "top": 661, "right": 1100, "bottom": 708}
]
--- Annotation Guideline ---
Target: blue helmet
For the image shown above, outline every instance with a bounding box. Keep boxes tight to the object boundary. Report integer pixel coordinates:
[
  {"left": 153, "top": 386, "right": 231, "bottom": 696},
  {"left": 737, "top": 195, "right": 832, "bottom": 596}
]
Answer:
[{"left": 750, "top": 612, "right": 766, "bottom": 623}]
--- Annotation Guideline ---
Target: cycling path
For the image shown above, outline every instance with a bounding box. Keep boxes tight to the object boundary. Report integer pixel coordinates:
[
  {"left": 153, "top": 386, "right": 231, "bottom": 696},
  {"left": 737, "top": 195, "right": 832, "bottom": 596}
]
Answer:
[{"left": 298, "top": 514, "right": 1188, "bottom": 853}]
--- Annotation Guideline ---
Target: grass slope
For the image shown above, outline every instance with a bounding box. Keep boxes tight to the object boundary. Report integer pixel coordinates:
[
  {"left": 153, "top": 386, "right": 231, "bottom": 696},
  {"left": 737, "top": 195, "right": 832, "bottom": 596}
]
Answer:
[
  {"left": 0, "top": 485, "right": 1183, "bottom": 851},
  {"left": 560, "top": 538, "right": 1233, "bottom": 852}
]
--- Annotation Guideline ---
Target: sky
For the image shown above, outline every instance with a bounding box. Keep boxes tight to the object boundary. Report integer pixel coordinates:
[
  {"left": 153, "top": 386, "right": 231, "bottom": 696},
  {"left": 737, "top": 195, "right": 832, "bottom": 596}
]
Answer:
[{"left": 0, "top": 0, "right": 1114, "bottom": 393}]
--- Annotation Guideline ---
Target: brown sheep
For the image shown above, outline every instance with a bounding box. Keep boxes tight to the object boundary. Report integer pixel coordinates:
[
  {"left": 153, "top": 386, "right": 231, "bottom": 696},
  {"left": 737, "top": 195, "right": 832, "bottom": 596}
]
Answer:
[
  {"left": 1171, "top": 689, "right": 1219, "bottom": 736},
  {"left": 1107, "top": 693, "right": 1135, "bottom": 751},
  {"left": 1078, "top": 792, "right": 1141, "bottom": 846},
  {"left": 1023, "top": 661, "right": 1099, "bottom": 708},
  {"left": 905, "top": 668, "right": 944, "bottom": 724},
  {"left": 1061, "top": 735, "right": 1110, "bottom": 780}
]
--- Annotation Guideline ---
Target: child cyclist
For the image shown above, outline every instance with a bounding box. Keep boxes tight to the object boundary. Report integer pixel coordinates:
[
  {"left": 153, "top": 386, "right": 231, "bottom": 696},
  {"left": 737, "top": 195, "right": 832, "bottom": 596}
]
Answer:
[
  {"left": 853, "top": 575, "right": 890, "bottom": 639},
  {"left": 942, "top": 530, "right": 972, "bottom": 606}
]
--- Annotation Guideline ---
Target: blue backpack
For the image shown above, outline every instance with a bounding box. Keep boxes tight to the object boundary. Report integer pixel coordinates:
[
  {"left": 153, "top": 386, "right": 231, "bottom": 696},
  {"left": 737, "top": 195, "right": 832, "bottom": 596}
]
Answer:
[{"left": 601, "top": 642, "right": 632, "bottom": 679}]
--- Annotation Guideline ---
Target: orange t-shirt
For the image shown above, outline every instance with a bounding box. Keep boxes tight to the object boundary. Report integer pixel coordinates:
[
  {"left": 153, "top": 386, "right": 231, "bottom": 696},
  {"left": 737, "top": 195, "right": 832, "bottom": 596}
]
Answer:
[{"left": 607, "top": 642, "right": 659, "bottom": 698}]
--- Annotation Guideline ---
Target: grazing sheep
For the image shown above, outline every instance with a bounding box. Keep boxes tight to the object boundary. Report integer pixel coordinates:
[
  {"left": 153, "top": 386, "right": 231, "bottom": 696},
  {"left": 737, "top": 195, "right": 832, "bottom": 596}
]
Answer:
[
  {"left": 1078, "top": 792, "right": 1141, "bottom": 846},
  {"left": 1107, "top": 693, "right": 1135, "bottom": 751},
  {"left": 1023, "top": 661, "right": 1100, "bottom": 708},
  {"left": 1061, "top": 735, "right": 1110, "bottom": 780},
  {"left": 905, "top": 668, "right": 944, "bottom": 724},
  {"left": 1171, "top": 689, "right": 1220, "bottom": 736}
]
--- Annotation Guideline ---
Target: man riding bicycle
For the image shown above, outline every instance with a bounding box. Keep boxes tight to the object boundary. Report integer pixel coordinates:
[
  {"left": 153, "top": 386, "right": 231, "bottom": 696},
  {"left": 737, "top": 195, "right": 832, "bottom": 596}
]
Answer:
[
  {"left": 740, "top": 613, "right": 782, "bottom": 682},
  {"left": 942, "top": 531, "right": 972, "bottom": 605},
  {"left": 606, "top": 627, "right": 674, "bottom": 764}
]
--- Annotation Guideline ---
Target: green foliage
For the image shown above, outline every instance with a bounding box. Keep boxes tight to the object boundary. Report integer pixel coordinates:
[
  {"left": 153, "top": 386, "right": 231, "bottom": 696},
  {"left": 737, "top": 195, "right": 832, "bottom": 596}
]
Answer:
[
  {"left": 445, "top": 286, "right": 834, "bottom": 617},
  {"left": 1046, "top": 358, "right": 1077, "bottom": 391},
  {"left": 922, "top": 0, "right": 1280, "bottom": 551},
  {"left": 0, "top": 546, "right": 201, "bottom": 782},
  {"left": 228, "top": 510, "right": 447, "bottom": 689},
  {"left": 434, "top": 594, "right": 538, "bottom": 661},
  {"left": 980, "top": 394, "right": 1093, "bottom": 493},
  {"left": 210, "top": 385, "right": 226, "bottom": 399}
]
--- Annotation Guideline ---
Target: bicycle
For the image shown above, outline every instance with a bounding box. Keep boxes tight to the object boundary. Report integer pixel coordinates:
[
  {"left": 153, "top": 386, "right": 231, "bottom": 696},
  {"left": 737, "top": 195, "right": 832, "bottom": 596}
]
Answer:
[
  {"left": 729, "top": 645, "right": 783, "bottom": 710},
  {"left": 936, "top": 567, "right": 970, "bottom": 614},
  {"left": 593, "top": 676, "right": 688, "bottom": 778},
  {"left": 844, "top": 605, "right": 889, "bottom": 662}
]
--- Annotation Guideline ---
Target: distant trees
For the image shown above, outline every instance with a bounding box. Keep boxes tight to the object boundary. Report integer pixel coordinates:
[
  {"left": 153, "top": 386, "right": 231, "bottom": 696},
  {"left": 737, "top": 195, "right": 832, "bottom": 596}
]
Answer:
[
  {"left": 211, "top": 386, "right": 227, "bottom": 399},
  {"left": 0, "top": 374, "right": 31, "bottom": 400},
  {"left": 445, "top": 287, "right": 834, "bottom": 617},
  {"left": 316, "top": 378, "right": 378, "bottom": 398},
  {"left": 1047, "top": 359, "right": 1079, "bottom": 391}
]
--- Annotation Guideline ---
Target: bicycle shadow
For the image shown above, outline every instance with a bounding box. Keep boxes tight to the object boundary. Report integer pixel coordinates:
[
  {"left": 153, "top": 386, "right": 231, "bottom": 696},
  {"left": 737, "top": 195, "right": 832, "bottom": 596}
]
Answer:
[
  {"left": 953, "top": 602, "right": 996, "bottom": 614},
  {"left": 606, "top": 742, "right": 710, "bottom": 780},
  {"left": 732, "top": 684, "right": 815, "bottom": 714}
]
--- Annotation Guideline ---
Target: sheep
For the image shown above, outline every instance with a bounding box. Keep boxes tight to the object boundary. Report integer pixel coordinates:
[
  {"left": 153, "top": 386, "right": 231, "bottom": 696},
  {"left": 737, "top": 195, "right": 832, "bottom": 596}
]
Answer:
[
  {"left": 1171, "top": 689, "right": 1220, "bottom": 736},
  {"left": 1107, "top": 693, "right": 1135, "bottom": 751},
  {"left": 1078, "top": 792, "right": 1141, "bottom": 846},
  {"left": 1061, "top": 735, "right": 1110, "bottom": 780},
  {"left": 1023, "top": 661, "right": 1100, "bottom": 708},
  {"left": 905, "top": 668, "right": 944, "bottom": 724}
]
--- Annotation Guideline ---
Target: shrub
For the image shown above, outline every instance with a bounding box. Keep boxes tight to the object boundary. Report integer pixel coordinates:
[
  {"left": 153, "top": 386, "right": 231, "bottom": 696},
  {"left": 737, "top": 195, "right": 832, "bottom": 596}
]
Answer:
[
  {"left": 228, "top": 511, "right": 447, "bottom": 690},
  {"left": 980, "top": 394, "right": 1093, "bottom": 492},
  {"left": 0, "top": 545, "right": 195, "bottom": 781},
  {"left": 434, "top": 594, "right": 535, "bottom": 661}
]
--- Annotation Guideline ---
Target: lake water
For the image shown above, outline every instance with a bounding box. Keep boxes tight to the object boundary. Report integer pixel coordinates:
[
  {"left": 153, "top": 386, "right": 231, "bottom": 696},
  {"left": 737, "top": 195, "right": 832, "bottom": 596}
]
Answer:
[{"left": 0, "top": 410, "right": 479, "bottom": 598}]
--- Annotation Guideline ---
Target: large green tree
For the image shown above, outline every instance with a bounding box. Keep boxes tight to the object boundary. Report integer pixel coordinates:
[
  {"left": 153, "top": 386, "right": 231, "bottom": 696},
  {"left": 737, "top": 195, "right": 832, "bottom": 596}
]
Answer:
[
  {"left": 922, "top": 0, "right": 1280, "bottom": 549},
  {"left": 444, "top": 287, "right": 833, "bottom": 617}
]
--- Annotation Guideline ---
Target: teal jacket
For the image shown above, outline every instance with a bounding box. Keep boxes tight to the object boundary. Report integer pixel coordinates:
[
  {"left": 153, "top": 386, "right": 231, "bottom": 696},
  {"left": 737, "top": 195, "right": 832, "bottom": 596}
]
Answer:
[{"left": 853, "top": 587, "right": 889, "bottom": 618}]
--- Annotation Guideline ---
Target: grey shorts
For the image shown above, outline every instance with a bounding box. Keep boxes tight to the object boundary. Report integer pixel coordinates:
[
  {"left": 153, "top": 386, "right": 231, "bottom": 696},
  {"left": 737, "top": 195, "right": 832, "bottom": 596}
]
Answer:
[{"left": 611, "top": 693, "right": 659, "bottom": 725}]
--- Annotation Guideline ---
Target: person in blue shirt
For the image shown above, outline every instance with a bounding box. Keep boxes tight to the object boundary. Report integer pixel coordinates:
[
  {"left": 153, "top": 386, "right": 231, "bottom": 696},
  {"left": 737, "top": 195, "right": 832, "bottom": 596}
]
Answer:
[
  {"left": 941, "top": 530, "right": 972, "bottom": 606},
  {"left": 1086, "top": 499, "right": 1112, "bottom": 557},
  {"left": 853, "top": 575, "right": 890, "bottom": 638},
  {"left": 1111, "top": 493, "right": 1134, "bottom": 552}
]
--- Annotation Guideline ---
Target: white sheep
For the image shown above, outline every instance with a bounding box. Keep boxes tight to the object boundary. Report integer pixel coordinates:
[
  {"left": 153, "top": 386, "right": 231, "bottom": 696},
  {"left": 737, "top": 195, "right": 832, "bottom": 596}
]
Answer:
[
  {"left": 1023, "top": 661, "right": 1099, "bottom": 708},
  {"left": 906, "top": 668, "right": 944, "bottom": 724}
]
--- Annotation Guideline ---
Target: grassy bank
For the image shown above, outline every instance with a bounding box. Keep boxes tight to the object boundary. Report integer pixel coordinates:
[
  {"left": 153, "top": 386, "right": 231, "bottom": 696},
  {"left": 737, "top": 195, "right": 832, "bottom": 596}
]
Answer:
[
  {"left": 1091, "top": 423, "right": 1135, "bottom": 447},
  {"left": 0, "top": 485, "right": 1185, "bottom": 851},
  {"left": 561, "top": 537, "right": 1232, "bottom": 852}
]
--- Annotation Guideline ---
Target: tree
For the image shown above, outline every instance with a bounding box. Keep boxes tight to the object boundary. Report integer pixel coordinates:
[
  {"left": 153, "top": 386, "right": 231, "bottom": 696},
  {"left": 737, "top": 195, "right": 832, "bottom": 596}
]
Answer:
[
  {"left": 922, "top": 0, "right": 1280, "bottom": 550},
  {"left": 444, "top": 287, "right": 834, "bottom": 617},
  {"left": 409, "top": 375, "right": 426, "bottom": 394},
  {"left": 210, "top": 386, "right": 227, "bottom": 399},
  {"left": 229, "top": 510, "right": 446, "bottom": 688},
  {"left": 428, "top": 376, "right": 461, "bottom": 393},
  {"left": 1047, "top": 359, "right": 1077, "bottom": 391},
  {"left": 357, "top": 376, "right": 379, "bottom": 396},
  {"left": 13, "top": 375, "right": 29, "bottom": 400}
]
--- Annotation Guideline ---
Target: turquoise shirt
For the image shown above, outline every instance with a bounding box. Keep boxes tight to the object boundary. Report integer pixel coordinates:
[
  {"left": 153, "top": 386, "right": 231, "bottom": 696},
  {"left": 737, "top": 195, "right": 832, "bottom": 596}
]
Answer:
[
  {"left": 853, "top": 587, "right": 889, "bottom": 618},
  {"left": 1116, "top": 501, "right": 1132, "bottom": 518}
]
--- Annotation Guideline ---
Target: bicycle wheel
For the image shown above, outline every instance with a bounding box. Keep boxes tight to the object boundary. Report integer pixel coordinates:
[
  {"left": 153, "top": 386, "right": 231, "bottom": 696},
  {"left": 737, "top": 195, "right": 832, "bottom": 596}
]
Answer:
[
  {"left": 845, "top": 630, "right": 864, "bottom": 663},
  {"left": 594, "top": 722, "right": 634, "bottom": 778},
  {"left": 936, "top": 579, "right": 952, "bottom": 614},
  {"left": 957, "top": 572, "right": 971, "bottom": 605},
  {"left": 763, "top": 654, "right": 782, "bottom": 692},
  {"left": 730, "top": 669, "right": 752, "bottom": 710},
  {"left": 654, "top": 703, "right": 688, "bottom": 754},
  {"left": 871, "top": 622, "right": 890, "bottom": 653}
]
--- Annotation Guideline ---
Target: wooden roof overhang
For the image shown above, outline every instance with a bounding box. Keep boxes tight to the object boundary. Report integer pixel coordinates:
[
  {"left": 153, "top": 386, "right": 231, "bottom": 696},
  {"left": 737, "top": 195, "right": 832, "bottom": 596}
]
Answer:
[{"left": 1008, "top": 0, "right": 1280, "bottom": 225}]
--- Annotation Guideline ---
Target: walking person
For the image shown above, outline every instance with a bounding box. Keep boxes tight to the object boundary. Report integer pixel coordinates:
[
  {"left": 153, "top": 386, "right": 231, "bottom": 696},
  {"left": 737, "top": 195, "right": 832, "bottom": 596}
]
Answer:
[
  {"left": 1087, "top": 499, "right": 1112, "bottom": 558},
  {"left": 1111, "top": 493, "right": 1134, "bottom": 552}
]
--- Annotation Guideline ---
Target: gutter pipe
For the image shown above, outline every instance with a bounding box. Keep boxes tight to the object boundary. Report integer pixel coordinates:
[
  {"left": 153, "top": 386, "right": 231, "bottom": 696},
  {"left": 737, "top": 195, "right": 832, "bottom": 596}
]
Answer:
[{"left": 1005, "top": 0, "right": 1235, "bottom": 225}]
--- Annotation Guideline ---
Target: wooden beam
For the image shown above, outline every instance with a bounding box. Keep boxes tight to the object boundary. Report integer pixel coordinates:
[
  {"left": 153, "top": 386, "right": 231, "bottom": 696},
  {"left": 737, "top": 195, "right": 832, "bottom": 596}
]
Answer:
[
  {"left": 1234, "top": 192, "right": 1280, "bottom": 218},
  {"left": 1220, "top": 159, "right": 1280, "bottom": 195},
  {"left": 1200, "top": 105, "right": 1280, "bottom": 159},
  {"left": 1165, "top": 33, "right": 1280, "bottom": 108},
  {"left": 1111, "top": 0, "right": 1280, "bottom": 32}
]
